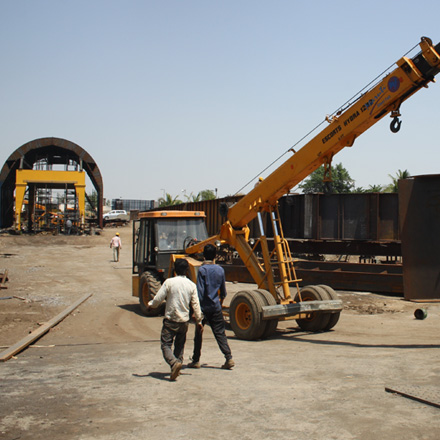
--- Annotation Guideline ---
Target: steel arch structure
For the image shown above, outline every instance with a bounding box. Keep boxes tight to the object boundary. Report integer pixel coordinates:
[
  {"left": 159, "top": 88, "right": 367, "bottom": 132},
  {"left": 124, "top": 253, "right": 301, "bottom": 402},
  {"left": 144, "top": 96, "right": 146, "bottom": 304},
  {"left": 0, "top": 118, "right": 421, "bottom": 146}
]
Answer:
[{"left": 0, "top": 137, "right": 104, "bottom": 229}]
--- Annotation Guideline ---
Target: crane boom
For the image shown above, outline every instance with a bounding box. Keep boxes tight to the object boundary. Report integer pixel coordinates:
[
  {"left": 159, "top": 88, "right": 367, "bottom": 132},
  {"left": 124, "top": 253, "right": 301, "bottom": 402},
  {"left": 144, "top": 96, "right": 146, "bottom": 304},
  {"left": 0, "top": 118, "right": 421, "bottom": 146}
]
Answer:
[{"left": 227, "top": 37, "right": 440, "bottom": 228}]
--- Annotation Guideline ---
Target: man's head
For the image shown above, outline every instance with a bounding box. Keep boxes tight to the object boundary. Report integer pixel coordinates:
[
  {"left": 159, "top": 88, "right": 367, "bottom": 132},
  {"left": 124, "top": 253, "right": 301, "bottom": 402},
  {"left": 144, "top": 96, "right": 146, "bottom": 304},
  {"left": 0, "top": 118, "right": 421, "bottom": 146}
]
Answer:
[
  {"left": 116, "top": 232, "right": 120, "bottom": 236},
  {"left": 174, "top": 258, "right": 189, "bottom": 276},
  {"left": 203, "top": 244, "right": 216, "bottom": 261}
]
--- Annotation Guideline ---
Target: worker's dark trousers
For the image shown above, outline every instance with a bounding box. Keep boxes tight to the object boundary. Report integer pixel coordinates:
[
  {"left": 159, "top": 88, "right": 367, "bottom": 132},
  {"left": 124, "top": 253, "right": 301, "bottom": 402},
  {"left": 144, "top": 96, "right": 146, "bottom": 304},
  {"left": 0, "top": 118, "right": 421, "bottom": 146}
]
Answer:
[
  {"left": 192, "top": 310, "right": 232, "bottom": 362},
  {"left": 160, "top": 319, "right": 189, "bottom": 366}
]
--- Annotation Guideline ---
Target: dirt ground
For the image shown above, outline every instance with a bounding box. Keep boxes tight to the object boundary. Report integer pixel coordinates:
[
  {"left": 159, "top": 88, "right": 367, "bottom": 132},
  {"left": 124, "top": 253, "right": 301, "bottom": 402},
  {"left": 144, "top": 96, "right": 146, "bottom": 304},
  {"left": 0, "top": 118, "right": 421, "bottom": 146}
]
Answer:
[{"left": 1, "top": 225, "right": 439, "bottom": 440}]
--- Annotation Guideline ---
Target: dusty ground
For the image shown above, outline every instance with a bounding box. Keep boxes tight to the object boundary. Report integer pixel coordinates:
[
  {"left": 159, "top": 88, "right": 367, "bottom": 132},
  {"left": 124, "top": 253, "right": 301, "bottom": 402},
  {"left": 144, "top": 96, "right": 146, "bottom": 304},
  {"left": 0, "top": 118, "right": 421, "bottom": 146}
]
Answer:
[{"left": 0, "top": 225, "right": 439, "bottom": 440}]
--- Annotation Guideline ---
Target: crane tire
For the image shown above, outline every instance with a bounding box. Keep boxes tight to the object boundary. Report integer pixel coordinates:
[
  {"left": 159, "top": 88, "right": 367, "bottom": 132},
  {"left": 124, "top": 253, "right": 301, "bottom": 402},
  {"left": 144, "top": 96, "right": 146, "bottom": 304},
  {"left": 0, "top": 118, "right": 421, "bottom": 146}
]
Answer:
[
  {"left": 229, "top": 290, "right": 267, "bottom": 340},
  {"left": 317, "top": 284, "right": 341, "bottom": 331},
  {"left": 255, "top": 289, "right": 279, "bottom": 338},
  {"left": 139, "top": 270, "right": 164, "bottom": 316},
  {"left": 295, "top": 285, "right": 331, "bottom": 332}
]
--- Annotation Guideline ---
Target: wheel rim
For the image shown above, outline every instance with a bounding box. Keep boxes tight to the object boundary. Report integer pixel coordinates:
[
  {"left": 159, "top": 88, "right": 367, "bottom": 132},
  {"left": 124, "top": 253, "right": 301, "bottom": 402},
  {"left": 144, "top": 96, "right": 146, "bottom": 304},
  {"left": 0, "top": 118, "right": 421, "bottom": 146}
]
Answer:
[
  {"left": 299, "top": 294, "right": 316, "bottom": 321},
  {"left": 235, "top": 302, "right": 252, "bottom": 330}
]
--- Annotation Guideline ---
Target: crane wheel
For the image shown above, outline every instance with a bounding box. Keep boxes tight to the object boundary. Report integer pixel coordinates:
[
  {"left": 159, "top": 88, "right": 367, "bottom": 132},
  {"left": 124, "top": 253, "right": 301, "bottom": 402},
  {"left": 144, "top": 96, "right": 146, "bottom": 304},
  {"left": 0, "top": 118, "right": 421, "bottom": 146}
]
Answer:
[
  {"left": 294, "top": 285, "right": 331, "bottom": 332},
  {"left": 255, "top": 289, "right": 279, "bottom": 338},
  {"left": 139, "top": 270, "right": 164, "bottom": 316},
  {"left": 229, "top": 290, "right": 267, "bottom": 340},
  {"left": 317, "top": 284, "right": 341, "bottom": 331}
]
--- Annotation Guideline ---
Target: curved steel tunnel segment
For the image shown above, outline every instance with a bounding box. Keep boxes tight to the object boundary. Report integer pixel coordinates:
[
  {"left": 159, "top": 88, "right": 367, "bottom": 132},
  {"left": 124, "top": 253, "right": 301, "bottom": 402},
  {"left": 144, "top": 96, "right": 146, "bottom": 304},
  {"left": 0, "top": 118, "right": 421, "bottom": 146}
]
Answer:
[{"left": 0, "top": 137, "right": 104, "bottom": 228}]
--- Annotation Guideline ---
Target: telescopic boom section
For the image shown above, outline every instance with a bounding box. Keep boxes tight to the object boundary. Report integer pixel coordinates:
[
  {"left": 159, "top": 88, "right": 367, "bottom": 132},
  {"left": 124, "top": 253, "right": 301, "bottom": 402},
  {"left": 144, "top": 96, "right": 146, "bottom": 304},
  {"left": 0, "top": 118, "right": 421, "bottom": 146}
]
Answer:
[{"left": 227, "top": 37, "right": 440, "bottom": 229}]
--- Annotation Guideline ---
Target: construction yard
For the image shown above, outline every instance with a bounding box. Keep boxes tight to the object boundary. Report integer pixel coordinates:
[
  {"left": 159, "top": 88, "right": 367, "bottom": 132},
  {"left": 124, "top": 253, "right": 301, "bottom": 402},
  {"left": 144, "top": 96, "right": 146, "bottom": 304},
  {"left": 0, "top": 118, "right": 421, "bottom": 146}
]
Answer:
[{"left": 0, "top": 224, "right": 439, "bottom": 440}]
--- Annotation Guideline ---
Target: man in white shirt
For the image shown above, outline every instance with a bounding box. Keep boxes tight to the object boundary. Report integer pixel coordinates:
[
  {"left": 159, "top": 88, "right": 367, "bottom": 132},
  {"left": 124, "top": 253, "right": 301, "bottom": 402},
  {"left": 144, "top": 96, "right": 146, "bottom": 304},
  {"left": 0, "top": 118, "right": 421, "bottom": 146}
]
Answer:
[
  {"left": 109, "top": 232, "right": 122, "bottom": 262},
  {"left": 147, "top": 258, "right": 203, "bottom": 381}
]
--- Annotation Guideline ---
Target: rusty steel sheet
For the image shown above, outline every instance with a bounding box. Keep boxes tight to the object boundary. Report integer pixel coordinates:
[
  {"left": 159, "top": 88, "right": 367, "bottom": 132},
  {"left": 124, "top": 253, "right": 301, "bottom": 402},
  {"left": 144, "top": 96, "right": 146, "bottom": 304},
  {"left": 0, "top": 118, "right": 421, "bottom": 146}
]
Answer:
[
  {"left": 160, "top": 193, "right": 401, "bottom": 244},
  {"left": 278, "top": 193, "right": 400, "bottom": 242},
  {"left": 282, "top": 238, "right": 401, "bottom": 258},
  {"left": 399, "top": 175, "right": 440, "bottom": 300},
  {"left": 222, "top": 260, "right": 403, "bottom": 294},
  {"left": 294, "top": 260, "right": 403, "bottom": 294}
]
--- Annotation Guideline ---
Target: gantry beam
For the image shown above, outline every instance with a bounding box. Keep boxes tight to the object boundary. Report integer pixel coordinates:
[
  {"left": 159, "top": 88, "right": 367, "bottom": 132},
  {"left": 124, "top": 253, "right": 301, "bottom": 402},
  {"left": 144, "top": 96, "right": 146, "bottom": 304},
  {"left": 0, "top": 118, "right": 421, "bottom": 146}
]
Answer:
[{"left": 15, "top": 169, "right": 86, "bottom": 231}]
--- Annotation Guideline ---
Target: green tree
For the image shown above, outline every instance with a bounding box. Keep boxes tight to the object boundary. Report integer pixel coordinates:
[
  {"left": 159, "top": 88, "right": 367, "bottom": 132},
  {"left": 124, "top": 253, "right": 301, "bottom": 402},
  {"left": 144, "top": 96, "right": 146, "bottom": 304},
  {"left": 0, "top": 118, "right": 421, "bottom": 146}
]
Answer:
[
  {"left": 199, "top": 189, "right": 216, "bottom": 200},
  {"left": 158, "top": 193, "right": 183, "bottom": 207},
  {"left": 185, "top": 192, "right": 201, "bottom": 202},
  {"left": 362, "top": 184, "right": 384, "bottom": 193},
  {"left": 385, "top": 169, "right": 411, "bottom": 193},
  {"left": 184, "top": 190, "right": 216, "bottom": 202},
  {"left": 299, "top": 163, "right": 355, "bottom": 194}
]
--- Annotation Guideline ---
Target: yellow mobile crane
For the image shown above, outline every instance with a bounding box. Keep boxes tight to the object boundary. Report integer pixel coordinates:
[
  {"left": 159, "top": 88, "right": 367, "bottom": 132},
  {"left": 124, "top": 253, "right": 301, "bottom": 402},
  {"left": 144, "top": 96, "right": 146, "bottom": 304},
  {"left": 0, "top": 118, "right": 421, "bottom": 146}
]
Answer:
[{"left": 133, "top": 37, "right": 440, "bottom": 340}]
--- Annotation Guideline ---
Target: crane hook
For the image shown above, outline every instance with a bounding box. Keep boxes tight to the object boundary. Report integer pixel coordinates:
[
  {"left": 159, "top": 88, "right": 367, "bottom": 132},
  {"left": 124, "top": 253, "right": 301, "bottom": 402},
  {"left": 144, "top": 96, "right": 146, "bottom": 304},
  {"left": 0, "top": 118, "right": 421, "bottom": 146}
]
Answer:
[{"left": 390, "top": 116, "right": 402, "bottom": 133}]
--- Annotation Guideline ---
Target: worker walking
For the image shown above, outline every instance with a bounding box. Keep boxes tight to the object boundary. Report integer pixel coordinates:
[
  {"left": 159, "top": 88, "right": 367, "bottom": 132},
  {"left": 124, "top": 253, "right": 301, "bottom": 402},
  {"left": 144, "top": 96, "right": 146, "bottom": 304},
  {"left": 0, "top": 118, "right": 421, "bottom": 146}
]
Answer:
[
  {"left": 65, "top": 218, "right": 72, "bottom": 235},
  {"left": 147, "top": 258, "right": 203, "bottom": 381},
  {"left": 110, "top": 232, "right": 122, "bottom": 262},
  {"left": 188, "top": 244, "right": 235, "bottom": 370}
]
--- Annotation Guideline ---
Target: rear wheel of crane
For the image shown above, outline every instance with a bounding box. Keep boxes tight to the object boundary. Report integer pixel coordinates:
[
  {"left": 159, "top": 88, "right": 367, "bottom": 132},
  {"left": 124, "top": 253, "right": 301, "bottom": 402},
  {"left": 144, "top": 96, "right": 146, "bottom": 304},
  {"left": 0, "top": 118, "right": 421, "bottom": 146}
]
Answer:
[
  {"left": 255, "top": 289, "right": 279, "bottom": 338},
  {"left": 317, "top": 284, "right": 341, "bottom": 331},
  {"left": 295, "top": 285, "right": 331, "bottom": 332},
  {"left": 229, "top": 290, "right": 267, "bottom": 340},
  {"left": 139, "top": 270, "right": 164, "bottom": 316}
]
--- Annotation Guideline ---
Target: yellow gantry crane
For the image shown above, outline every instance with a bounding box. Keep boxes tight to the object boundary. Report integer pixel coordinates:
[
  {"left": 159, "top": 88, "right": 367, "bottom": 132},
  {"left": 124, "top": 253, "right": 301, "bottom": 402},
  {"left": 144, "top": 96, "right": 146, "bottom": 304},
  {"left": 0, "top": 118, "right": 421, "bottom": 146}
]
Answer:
[{"left": 15, "top": 169, "right": 86, "bottom": 231}]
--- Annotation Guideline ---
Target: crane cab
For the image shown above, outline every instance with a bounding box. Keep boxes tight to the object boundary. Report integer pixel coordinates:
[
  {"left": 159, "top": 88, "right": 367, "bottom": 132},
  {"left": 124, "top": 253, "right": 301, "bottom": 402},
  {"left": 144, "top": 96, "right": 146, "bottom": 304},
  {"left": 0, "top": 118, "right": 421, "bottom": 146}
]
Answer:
[{"left": 132, "top": 210, "right": 208, "bottom": 315}]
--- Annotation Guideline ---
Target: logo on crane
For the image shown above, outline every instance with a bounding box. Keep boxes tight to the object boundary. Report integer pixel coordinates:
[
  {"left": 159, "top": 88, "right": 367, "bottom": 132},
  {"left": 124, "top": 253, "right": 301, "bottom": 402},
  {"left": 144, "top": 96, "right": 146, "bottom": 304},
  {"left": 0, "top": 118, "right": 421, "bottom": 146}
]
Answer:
[{"left": 388, "top": 76, "right": 401, "bottom": 93}]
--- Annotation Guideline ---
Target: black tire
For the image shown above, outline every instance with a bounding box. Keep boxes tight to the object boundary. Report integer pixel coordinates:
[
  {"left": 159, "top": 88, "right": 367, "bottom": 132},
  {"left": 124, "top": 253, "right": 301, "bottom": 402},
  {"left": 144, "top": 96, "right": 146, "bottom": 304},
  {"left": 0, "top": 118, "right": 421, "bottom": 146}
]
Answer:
[
  {"left": 139, "top": 270, "right": 164, "bottom": 316},
  {"left": 229, "top": 290, "right": 267, "bottom": 340},
  {"left": 255, "top": 289, "right": 279, "bottom": 338},
  {"left": 295, "top": 285, "right": 331, "bottom": 332},
  {"left": 317, "top": 284, "right": 341, "bottom": 331}
]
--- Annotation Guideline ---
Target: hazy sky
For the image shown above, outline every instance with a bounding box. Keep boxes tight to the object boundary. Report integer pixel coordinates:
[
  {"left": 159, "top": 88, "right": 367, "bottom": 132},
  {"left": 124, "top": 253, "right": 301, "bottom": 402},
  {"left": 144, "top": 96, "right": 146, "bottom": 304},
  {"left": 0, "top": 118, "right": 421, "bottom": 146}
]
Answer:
[{"left": 1, "top": 1, "right": 439, "bottom": 202}]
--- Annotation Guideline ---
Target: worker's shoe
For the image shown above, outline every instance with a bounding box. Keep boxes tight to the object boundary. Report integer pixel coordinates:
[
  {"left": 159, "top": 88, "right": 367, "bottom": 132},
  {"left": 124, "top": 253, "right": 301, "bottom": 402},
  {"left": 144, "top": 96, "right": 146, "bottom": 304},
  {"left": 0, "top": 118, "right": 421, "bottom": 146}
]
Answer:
[
  {"left": 221, "top": 358, "right": 235, "bottom": 370},
  {"left": 187, "top": 360, "right": 201, "bottom": 369},
  {"left": 170, "top": 361, "right": 182, "bottom": 381}
]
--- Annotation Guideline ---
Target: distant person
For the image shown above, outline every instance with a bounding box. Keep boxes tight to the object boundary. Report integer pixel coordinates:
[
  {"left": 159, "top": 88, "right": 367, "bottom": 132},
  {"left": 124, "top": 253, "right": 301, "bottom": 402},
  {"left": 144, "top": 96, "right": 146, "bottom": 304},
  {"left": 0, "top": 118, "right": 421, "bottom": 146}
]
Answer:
[
  {"left": 147, "top": 258, "right": 203, "bottom": 381},
  {"left": 110, "top": 232, "right": 122, "bottom": 262},
  {"left": 254, "top": 176, "right": 264, "bottom": 188},
  {"left": 188, "top": 244, "right": 234, "bottom": 370},
  {"left": 159, "top": 232, "right": 169, "bottom": 249},
  {"left": 65, "top": 218, "right": 72, "bottom": 235}
]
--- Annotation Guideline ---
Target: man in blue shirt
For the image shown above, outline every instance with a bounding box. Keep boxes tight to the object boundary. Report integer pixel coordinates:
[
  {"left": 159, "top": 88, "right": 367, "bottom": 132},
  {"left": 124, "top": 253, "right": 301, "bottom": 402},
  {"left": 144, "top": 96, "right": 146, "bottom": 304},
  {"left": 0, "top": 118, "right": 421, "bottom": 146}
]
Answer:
[{"left": 188, "top": 244, "right": 235, "bottom": 370}]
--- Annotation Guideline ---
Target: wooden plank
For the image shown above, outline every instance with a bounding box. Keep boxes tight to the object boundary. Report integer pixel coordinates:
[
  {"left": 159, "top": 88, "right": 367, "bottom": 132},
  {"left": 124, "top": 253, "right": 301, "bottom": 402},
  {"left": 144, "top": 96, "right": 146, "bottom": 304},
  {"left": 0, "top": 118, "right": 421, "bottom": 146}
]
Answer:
[
  {"left": 0, "top": 293, "right": 92, "bottom": 362},
  {"left": 0, "top": 269, "right": 8, "bottom": 289},
  {"left": 385, "top": 385, "right": 440, "bottom": 409},
  {"left": 0, "top": 269, "right": 8, "bottom": 283}
]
